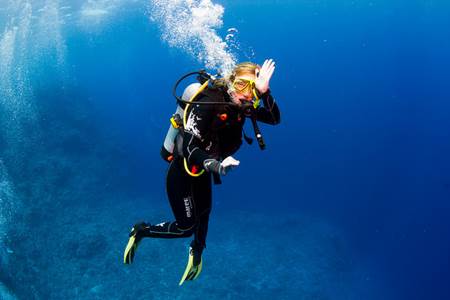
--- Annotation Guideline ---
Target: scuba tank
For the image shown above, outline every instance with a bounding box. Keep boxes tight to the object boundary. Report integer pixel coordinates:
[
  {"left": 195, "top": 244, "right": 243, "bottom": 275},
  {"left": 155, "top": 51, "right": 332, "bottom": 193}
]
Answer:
[{"left": 160, "top": 82, "right": 202, "bottom": 162}]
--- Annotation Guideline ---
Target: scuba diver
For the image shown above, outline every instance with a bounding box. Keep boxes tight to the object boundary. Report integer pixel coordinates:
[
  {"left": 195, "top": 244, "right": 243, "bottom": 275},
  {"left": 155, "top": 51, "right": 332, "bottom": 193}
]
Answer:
[{"left": 123, "top": 59, "right": 280, "bottom": 285}]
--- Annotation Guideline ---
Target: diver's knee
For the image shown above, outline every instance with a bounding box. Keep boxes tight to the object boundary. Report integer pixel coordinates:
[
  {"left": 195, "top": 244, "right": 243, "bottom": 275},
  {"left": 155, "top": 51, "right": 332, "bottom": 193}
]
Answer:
[{"left": 177, "top": 224, "right": 195, "bottom": 237}]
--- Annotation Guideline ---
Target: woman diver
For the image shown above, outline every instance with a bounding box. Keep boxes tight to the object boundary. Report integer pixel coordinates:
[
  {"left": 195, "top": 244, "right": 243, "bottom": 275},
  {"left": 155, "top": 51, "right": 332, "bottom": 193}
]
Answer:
[{"left": 123, "top": 59, "right": 280, "bottom": 285}]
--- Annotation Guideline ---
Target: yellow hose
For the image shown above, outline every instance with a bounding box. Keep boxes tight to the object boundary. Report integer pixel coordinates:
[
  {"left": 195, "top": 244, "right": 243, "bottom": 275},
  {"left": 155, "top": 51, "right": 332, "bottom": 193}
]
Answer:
[{"left": 183, "top": 80, "right": 209, "bottom": 177}]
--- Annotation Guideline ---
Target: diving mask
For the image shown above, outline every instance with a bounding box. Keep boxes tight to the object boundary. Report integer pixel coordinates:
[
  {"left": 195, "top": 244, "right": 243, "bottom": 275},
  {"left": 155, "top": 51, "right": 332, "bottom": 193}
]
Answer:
[{"left": 232, "top": 78, "right": 260, "bottom": 108}]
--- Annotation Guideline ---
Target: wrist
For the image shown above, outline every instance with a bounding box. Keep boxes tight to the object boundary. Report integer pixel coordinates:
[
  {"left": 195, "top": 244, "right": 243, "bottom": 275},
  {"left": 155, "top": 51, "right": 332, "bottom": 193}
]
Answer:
[
  {"left": 256, "top": 88, "right": 270, "bottom": 98},
  {"left": 203, "top": 159, "right": 221, "bottom": 174}
]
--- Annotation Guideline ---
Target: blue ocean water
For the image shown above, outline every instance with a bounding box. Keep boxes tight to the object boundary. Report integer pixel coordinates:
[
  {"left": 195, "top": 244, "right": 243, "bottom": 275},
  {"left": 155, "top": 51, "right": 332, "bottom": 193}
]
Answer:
[{"left": 1, "top": 0, "right": 449, "bottom": 299}]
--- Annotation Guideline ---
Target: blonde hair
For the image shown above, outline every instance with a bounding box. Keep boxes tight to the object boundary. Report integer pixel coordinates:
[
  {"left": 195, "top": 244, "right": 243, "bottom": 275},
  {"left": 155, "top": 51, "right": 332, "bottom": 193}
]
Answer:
[{"left": 213, "top": 62, "right": 259, "bottom": 90}]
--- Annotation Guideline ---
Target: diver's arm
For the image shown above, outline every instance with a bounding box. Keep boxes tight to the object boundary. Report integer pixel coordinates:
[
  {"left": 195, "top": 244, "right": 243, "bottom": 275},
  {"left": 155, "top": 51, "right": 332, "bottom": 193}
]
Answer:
[
  {"left": 254, "top": 59, "right": 280, "bottom": 124},
  {"left": 183, "top": 131, "right": 211, "bottom": 168},
  {"left": 204, "top": 156, "right": 239, "bottom": 176},
  {"left": 256, "top": 90, "right": 280, "bottom": 125},
  {"left": 182, "top": 103, "right": 214, "bottom": 167}
]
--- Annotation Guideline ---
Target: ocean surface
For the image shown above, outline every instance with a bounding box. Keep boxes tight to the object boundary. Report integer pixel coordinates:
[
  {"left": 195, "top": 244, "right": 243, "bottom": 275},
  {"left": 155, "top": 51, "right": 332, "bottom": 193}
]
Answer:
[{"left": 1, "top": 0, "right": 449, "bottom": 299}]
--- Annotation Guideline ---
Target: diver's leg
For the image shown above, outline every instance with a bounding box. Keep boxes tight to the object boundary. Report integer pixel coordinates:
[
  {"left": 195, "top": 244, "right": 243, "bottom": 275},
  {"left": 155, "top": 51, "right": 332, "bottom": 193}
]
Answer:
[
  {"left": 191, "top": 172, "right": 212, "bottom": 251},
  {"left": 137, "top": 158, "right": 197, "bottom": 239},
  {"left": 124, "top": 159, "right": 196, "bottom": 264},
  {"left": 178, "top": 172, "right": 212, "bottom": 283}
]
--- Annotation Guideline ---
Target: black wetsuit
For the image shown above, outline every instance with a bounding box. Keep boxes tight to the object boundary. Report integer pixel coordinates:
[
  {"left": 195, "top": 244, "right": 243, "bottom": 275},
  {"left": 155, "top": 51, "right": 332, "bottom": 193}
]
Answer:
[{"left": 141, "top": 87, "right": 280, "bottom": 251}]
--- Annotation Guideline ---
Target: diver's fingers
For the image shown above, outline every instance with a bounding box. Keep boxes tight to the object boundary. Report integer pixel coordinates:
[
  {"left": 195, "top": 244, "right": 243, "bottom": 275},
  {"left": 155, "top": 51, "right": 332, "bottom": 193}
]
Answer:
[
  {"left": 259, "top": 65, "right": 269, "bottom": 79},
  {"left": 222, "top": 156, "right": 240, "bottom": 167},
  {"left": 267, "top": 65, "right": 275, "bottom": 79},
  {"left": 261, "top": 59, "right": 275, "bottom": 75},
  {"left": 261, "top": 59, "right": 270, "bottom": 72},
  {"left": 267, "top": 59, "right": 275, "bottom": 71},
  {"left": 261, "top": 67, "right": 274, "bottom": 82},
  {"left": 262, "top": 59, "right": 269, "bottom": 69},
  {"left": 267, "top": 59, "right": 275, "bottom": 72}
]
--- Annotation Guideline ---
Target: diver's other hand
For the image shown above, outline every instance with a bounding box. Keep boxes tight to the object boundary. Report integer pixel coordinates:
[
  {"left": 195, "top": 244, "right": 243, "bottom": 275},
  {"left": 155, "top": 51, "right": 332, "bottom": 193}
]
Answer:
[
  {"left": 203, "top": 156, "right": 240, "bottom": 175},
  {"left": 255, "top": 58, "right": 275, "bottom": 94},
  {"left": 221, "top": 156, "right": 240, "bottom": 174}
]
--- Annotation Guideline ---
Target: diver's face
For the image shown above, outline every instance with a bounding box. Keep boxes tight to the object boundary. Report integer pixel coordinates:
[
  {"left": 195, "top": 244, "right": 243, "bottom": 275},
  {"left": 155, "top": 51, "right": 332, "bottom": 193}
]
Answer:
[{"left": 230, "top": 73, "right": 256, "bottom": 105}]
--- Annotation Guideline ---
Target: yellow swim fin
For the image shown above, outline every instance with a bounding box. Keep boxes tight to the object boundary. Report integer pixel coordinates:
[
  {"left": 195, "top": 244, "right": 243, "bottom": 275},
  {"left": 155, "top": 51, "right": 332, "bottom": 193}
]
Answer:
[
  {"left": 123, "top": 222, "right": 149, "bottom": 264},
  {"left": 123, "top": 235, "right": 139, "bottom": 264},
  {"left": 179, "top": 246, "right": 203, "bottom": 285}
]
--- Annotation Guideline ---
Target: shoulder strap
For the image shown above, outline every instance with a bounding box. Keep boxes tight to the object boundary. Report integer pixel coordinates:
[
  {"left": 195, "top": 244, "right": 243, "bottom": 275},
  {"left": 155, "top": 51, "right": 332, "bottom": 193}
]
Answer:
[{"left": 183, "top": 80, "right": 210, "bottom": 128}]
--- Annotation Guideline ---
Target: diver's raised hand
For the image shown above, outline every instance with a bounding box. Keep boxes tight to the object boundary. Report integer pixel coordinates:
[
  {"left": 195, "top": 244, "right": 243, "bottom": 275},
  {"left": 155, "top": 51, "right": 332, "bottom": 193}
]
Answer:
[{"left": 255, "top": 59, "right": 275, "bottom": 94}]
